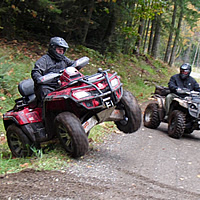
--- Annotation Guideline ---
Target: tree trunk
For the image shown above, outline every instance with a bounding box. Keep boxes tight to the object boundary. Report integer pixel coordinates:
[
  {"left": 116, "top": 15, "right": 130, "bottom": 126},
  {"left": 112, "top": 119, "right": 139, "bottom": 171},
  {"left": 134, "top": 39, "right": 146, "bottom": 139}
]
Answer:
[
  {"left": 147, "top": 17, "right": 156, "bottom": 54},
  {"left": 192, "top": 42, "right": 199, "bottom": 67},
  {"left": 151, "top": 13, "right": 162, "bottom": 58},
  {"left": 184, "top": 39, "right": 193, "bottom": 63},
  {"left": 81, "top": 0, "right": 95, "bottom": 44},
  {"left": 122, "top": 1, "right": 136, "bottom": 54},
  {"left": 101, "top": 2, "right": 117, "bottom": 53},
  {"left": 164, "top": 0, "right": 177, "bottom": 63},
  {"left": 169, "top": 4, "right": 183, "bottom": 67},
  {"left": 134, "top": 17, "right": 145, "bottom": 54},
  {"left": 197, "top": 46, "right": 200, "bottom": 68},
  {"left": 143, "top": 19, "right": 151, "bottom": 53}
]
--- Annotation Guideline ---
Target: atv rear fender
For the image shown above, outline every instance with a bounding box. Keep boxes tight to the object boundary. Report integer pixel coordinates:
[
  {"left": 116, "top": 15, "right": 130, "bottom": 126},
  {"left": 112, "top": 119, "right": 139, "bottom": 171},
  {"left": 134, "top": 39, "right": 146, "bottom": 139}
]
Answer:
[{"left": 3, "top": 107, "right": 42, "bottom": 128}]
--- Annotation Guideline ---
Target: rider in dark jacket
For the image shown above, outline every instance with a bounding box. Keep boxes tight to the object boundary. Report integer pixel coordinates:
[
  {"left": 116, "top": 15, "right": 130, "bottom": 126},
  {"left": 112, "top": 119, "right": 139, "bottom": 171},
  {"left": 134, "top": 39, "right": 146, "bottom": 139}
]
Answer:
[
  {"left": 165, "top": 63, "right": 200, "bottom": 119},
  {"left": 31, "top": 37, "right": 75, "bottom": 103},
  {"left": 168, "top": 72, "right": 200, "bottom": 95}
]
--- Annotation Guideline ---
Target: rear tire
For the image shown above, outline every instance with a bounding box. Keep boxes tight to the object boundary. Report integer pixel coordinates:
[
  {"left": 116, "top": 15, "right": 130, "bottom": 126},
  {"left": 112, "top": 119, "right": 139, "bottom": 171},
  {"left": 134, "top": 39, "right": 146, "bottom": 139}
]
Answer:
[
  {"left": 6, "top": 124, "right": 32, "bottom": 157},
  {"left": 115, "top": 90, "right": 141, "bottom": 133},
  {"left": 55, "top": 112, "right": 89, "bottom": 158},
  {"left": 168, "top": 110, "right": 185, "bottom": 139},
  {"left": 143, "top": 103, "right": 161, "bottom": 129}
]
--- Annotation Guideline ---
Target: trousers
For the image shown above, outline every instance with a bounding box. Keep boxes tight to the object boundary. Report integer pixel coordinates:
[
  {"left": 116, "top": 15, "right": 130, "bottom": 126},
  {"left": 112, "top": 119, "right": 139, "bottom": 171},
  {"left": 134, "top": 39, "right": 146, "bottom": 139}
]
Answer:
[
  {"left": 34, "top": 85, "right": 56, "bottom": 104},
  {"left": 165, "top": 93, "right": 179, "bottom": 116}
]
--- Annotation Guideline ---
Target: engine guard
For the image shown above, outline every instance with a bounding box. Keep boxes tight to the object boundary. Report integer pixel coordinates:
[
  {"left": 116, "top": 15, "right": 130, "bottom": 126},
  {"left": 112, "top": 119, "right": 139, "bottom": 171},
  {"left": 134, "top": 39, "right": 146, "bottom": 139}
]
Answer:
[{"left": 82, "top": 107, "right": 124, "bottom": 133}]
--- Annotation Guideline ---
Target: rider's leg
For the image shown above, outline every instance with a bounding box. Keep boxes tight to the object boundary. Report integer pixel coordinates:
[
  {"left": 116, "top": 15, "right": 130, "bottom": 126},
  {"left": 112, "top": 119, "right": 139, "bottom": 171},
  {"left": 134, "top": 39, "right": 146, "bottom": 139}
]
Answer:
[
  {"left": 165, "top": 93, "right": 178, "bottom": 117},
  {"left": 35, "top": 85, "right": 54, "bottom": 105}
]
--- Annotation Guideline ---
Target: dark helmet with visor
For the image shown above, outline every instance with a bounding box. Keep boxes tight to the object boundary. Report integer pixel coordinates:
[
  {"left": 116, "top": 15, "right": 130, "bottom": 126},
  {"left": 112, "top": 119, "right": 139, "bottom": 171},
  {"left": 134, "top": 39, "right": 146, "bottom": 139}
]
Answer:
[
  {"left": 48, "top": 37, "right": 69, "bottom": 61},
  {"left": 180, "top": 63, "right": 191, "bottom": 79}
]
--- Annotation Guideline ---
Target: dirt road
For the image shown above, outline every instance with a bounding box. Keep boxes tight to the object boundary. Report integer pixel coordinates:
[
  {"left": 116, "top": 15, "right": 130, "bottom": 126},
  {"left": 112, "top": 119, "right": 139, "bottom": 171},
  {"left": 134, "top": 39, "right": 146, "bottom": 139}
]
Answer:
[{"left": 1, "top": 121, "right": 200, "bottom": 199}]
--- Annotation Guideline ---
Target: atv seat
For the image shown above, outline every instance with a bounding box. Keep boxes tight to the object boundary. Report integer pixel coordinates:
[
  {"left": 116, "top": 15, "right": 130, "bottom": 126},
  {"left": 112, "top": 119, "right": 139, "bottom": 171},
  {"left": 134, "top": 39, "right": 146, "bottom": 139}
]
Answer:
[
  {"left": 155, "top": 85, "right": 170, "bottom": 96},
  {"left": 15, "top": 78, "right": 37, "bottom": 109}
]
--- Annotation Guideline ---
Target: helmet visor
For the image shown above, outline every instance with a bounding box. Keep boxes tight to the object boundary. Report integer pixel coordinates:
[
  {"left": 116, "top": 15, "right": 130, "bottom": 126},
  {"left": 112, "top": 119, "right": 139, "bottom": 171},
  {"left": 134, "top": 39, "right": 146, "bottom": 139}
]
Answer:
[{"left": 180, "top": 69, "right": 190, "bottom": 75}]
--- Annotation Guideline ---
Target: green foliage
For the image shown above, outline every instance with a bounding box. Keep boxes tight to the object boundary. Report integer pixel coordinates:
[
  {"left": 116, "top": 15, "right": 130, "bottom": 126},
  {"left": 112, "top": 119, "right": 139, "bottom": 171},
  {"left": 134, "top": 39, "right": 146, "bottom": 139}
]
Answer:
[
  {"left": 0, "top": 142, "right": 72, "bottom": 174},
  {"left": 75, "top": 45, "right": 104, "bottom": 61},
  {"left": 0, "top": 122, "right": 117, "bottom": 174},
  {"left": 88, "top": 122, "right": 117, "bottom": 143},
  {"left": 1, "top": 0, "right": 200, "bottom": 67},
  {"left": 31, "top": 147, "right": 44, "bottom": 159}
]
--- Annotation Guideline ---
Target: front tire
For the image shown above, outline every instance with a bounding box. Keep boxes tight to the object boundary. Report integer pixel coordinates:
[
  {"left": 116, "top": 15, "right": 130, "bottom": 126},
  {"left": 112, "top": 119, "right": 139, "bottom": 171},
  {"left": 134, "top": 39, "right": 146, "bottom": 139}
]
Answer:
[
  {"left": 55, "top": 112, "right": 89, "bottom": 158},
  {"left": 168, "top": 110, "right": 185, "bottom": 139},
  {"left": 143, "top": 103, "right": 161, "bottom": 129},
  {"left": 115, "top": 90, "right": 141, "bottom": 133},
  {"left": 6, "top": 124, "right": 32, "bottom": 157}
]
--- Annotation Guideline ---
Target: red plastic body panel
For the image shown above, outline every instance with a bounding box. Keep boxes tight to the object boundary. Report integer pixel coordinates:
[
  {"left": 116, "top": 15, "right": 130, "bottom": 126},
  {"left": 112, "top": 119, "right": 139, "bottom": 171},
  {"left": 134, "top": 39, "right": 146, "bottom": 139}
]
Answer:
[
  {"left": 3, "top": 107, "right": 42, "bottom": 125},
  {"left": 45, "top": 72, "right": 122, "bottom": 111},
  {"left": 4, "top": 69, "right": 122, "bottom": 127}
]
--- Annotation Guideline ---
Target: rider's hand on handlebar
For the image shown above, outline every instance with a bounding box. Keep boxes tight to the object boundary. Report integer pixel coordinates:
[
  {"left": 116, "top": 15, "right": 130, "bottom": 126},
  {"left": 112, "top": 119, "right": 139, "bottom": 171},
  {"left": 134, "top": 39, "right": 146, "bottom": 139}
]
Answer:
[{"left": 176, "top": 88, "right": 185, "bottom": 94}]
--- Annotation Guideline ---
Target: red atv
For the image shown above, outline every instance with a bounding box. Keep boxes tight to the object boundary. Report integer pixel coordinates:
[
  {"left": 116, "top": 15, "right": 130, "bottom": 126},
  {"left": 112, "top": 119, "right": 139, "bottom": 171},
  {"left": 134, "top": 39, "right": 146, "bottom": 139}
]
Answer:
[{"left": 3, "top": 57, "right": 141, "bottom": 158}]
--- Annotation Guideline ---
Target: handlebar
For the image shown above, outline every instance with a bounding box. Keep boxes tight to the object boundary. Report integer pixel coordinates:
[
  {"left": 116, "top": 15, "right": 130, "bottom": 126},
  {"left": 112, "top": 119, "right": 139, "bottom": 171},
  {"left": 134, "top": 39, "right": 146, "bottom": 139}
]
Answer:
[
  {"left": 186, "top": 90, "right": 200, "bottom": 96},
  {"left": 176, "top": 88, "right": 200, "bottom": 96},
  {"left": 37, "top": 56, "right": 90, "bottom": 84},
  {"left": 71, "top": 56, "right": 89, "bottom": 70}
]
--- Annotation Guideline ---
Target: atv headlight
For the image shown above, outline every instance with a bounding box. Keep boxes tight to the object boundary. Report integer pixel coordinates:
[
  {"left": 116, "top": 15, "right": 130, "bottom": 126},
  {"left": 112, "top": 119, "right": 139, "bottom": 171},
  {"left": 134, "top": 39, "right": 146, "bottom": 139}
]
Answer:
[
  {"left": 111, "top": 78, "right": 119, "bottom": 88},
  {"left": 73, "top": 91, "right": 91, "bottom": 99},
  {"left": 190, "top": 103, "right": 198, "bottom": 110}
]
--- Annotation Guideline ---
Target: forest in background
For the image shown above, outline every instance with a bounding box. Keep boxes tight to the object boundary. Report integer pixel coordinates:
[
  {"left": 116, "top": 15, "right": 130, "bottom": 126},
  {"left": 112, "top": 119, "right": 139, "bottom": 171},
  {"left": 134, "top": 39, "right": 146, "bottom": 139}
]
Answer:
[
  {"left": 0, "top": 0, "right": 200, "bottom": 67},
  {"left": 1, "top": 0, "right": 200, "bottom": 177}
]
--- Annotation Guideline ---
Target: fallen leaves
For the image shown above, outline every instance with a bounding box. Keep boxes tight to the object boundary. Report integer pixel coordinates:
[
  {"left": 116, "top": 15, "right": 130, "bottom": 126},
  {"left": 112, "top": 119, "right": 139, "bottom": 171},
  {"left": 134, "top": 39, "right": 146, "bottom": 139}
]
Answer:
[
  {"left": 8, "top": 68, "right": 14, "bottom": 76},
  {"left": 20, "top": 163, "right": 29, "bottom": 168},
  {"left": 0, "top": 97, "right": 6, "bottom": 101},
  {"left": 0, "top": 135, "right": 6, "bottom": 144},
  {"left": 114, "top": 130, "right": 121, "bottom": 134}
]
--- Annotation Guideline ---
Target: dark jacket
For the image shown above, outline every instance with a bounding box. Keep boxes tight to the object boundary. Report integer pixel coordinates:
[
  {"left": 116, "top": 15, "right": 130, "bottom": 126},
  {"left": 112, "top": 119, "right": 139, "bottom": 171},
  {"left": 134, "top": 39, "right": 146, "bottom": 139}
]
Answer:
[
  {"left": 168, "top": 74, "right": 200, "bottom": 95},
  {"left": 31, "top": 53, "right": 74, "bottom": 88}
]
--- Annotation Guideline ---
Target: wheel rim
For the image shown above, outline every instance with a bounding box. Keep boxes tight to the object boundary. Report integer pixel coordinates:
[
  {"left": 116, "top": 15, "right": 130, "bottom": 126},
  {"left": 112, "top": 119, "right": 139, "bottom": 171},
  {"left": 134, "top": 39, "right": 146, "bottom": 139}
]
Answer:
[
  {"left": 144, "top": 108, "right": 152, "bottom": 122},
  {"left": 9, "top": 132, "right": 25, "bottom": 156},
  {"left": 169, "top": 119, "right": 176, "bottom": 132},
  {"left": 169, "top": 113, "right": 178, "bottom": 134},
  {"left": 118, "top": 104, "right": 129, "bottom": 125},
  {"left": 58, "top": 124, "right": 74, "bottom": 153},
  {"left": 119, "top": 117, "right": 128, "bottom": 125}
]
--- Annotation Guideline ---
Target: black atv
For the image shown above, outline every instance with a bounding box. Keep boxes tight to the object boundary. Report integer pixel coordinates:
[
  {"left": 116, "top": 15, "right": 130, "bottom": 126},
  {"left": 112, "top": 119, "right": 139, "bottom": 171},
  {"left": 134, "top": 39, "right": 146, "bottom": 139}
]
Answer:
[{"left": 143, "top": 85, "right": 200, "bottom": 139}]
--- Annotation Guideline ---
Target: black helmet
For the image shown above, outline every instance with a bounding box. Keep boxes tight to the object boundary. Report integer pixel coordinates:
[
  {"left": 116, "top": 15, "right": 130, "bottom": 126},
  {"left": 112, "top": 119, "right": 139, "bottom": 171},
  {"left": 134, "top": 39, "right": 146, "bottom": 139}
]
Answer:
[
  {"left": 48, "top": 37, "right": 69, "bottom": 61},
  {"left": 180, "top": 63, "right": 191, "bottom": 79}
]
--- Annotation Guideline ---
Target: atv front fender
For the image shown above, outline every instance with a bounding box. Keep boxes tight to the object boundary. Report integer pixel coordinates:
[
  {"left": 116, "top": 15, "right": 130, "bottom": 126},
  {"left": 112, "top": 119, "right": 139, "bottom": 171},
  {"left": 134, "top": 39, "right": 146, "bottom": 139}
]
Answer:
[{"left": 173, "top": 98, "right": 188, "bottom": 109}]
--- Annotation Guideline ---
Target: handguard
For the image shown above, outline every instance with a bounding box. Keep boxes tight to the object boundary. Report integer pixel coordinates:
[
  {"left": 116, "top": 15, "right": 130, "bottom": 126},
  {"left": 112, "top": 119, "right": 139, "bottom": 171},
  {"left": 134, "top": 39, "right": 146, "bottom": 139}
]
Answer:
[{"left": 37, "top": 73, "right": 60, "bottom": 84}]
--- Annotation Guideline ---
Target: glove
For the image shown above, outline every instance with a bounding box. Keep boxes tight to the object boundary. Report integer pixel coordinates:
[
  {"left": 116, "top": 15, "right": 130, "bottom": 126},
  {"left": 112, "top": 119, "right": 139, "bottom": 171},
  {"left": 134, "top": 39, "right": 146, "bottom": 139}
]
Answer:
[{"left": 176, "top": 88, "right": 185, "bottom": 94}]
